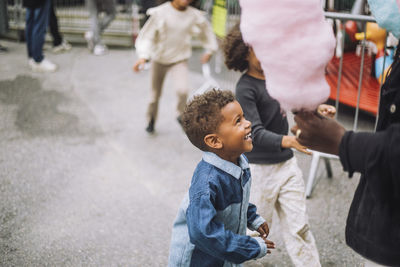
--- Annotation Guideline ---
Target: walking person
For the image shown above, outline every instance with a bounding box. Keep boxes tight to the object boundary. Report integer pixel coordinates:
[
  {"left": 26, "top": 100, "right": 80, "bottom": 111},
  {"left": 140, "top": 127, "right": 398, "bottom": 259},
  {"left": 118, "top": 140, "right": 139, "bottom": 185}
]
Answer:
[
  {"left": 48, "top": 0, "right": 71, "bottom": 53},
  {"left": 133, "top": 0, "right": 217, "bottom": 134},
  {"left": 0, "top": 0, "right": 9, "bottom": 53},
  {"left": 85, "top": 0, "right": 117, "bottom": 56},
  {"left": 23, "top": 0, "right": 57, "bottom": 72}
]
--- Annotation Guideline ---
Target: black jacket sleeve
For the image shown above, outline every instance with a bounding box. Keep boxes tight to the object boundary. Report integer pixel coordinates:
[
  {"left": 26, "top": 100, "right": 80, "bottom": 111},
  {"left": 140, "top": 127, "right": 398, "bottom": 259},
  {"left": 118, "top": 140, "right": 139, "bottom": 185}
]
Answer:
[{"left": 339, "top": 123, "right": 400, "bottom": 198}]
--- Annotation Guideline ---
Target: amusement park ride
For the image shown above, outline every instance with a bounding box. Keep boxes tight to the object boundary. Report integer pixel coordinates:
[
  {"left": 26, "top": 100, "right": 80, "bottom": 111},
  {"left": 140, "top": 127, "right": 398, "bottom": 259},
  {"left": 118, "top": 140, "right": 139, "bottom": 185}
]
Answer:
[{"left": 326, "top": 0, "right": 397, "bottom": 116}]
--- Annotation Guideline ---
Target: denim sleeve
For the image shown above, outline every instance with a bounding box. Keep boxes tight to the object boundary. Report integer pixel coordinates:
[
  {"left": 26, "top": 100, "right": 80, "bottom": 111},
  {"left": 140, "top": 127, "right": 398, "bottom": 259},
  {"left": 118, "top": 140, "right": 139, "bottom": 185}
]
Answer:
[
  {"left": 187, "top": 193, "right": 266, "bottom": 264},
  {"left": 247, "top": 202, "right": 265, "bottom": 231}
]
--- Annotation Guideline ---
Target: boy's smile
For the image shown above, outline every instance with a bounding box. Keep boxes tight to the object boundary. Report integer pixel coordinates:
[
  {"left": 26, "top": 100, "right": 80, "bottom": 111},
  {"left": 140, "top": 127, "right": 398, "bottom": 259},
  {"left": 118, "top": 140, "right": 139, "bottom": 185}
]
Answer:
[{"left": 216, "top": 101, "right": 253, "bottom": 163}]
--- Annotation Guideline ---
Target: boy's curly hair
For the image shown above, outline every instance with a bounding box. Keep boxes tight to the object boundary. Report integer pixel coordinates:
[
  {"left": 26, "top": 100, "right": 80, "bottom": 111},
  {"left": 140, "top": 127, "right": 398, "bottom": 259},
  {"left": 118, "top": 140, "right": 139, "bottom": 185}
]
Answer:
[
  {"left": 182, "top": 89, "right": 235, "bottom": 151},
  {"left": 223, "top": 24, "right": 250, "bottom": 72}
]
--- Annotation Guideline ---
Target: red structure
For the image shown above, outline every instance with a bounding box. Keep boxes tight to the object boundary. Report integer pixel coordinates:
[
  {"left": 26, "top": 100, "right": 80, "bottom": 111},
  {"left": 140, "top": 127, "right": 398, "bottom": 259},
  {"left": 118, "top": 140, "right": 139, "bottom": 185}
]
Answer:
[{"left": 326, "top": 53, "right": 380, "bottom": 115}]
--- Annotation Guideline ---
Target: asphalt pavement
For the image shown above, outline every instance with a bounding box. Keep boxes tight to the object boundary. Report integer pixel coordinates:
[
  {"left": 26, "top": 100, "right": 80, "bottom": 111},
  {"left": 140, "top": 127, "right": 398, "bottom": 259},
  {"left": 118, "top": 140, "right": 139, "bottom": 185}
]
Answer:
[{"left": 0, "top": 39, "right": 377, "bottom": 266}]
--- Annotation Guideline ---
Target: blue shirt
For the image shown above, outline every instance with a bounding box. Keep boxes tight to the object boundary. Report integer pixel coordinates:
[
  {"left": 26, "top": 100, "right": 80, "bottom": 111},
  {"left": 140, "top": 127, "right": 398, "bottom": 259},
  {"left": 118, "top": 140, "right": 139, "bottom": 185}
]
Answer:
[{"left": 168, "top": 152, "right": 267, "bottom": 267}]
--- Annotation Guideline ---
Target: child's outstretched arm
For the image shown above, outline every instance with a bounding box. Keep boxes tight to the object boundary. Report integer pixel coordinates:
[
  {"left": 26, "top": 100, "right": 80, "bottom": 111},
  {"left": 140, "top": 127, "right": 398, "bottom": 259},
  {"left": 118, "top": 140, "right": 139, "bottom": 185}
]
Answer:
[
  {"left": 195, "top": 12, "right": 218, "bottom": 64},
  {"left": 133, "top": 14, "right": 157, "bottom": 72},
  {"left": 187, "top": 193, "right": 268, "bottom": 264}
]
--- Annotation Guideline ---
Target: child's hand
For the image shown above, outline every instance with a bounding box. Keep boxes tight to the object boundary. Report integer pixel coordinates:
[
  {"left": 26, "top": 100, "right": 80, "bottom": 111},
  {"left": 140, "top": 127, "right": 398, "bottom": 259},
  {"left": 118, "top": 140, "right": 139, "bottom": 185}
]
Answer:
[
  {"left": 265, "top": 239, "right": 275, "bottom": 253},
  {"left": 256, "top": 222, "right": 270, "bottom": 238},
  {"left": 201, "top": 53, "right": 212, "bottom": 64},
  {"left": 317, "top": 104, "right": 336, "bottom": 118},
  {"left": 281, "top": 136, "right": 312, "bottom": 155},
  {"left": 133, "top": 58, "right": 147, "bottom": 72}
]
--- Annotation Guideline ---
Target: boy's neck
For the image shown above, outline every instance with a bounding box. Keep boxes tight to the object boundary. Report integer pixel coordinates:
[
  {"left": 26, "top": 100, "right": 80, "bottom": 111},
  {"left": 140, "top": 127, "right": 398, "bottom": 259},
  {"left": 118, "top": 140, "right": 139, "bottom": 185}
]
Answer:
[
  {"left": 171, "top": 1, "right": 188, "bottom": 11},
  {"left": 211, "top": 150, "right": 240, "bottom": 165},
  {"left": 246, "top": 70, "right": 265, "bottom": 80}
]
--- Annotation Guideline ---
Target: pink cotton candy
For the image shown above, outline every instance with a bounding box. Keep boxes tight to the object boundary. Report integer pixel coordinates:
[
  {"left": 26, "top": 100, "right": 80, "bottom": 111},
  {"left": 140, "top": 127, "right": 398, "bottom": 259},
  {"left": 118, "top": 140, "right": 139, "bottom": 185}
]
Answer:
[{"left": 239, "top": 0, "right": 336, "bottom": 111}]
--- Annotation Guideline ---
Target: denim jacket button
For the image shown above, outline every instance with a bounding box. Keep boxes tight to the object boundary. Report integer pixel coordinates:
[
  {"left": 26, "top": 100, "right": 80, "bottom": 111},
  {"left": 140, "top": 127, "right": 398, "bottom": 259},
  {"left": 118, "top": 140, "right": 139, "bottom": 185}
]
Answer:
[{"left": 390, "top": 104, "right": 396, "bottom": 114}]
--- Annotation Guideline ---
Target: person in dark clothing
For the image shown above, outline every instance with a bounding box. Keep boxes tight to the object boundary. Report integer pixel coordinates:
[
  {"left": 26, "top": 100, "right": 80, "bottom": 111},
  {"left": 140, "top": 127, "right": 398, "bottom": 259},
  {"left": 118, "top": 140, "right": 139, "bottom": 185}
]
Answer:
[
  {"left": 223, "top": 25, "right": 337, "bottom": 267},
  {"left": 48, "top": 0, "right": 71, "bottom": 53},
  {"left": 0, "top": 0, "right": 9, "bottom": 52},
  {"left": 292, "top": 43, "right": 400, "bottom": 266},
  {"left": 23, "top": 0, "right": 57, "bottom": 72}
]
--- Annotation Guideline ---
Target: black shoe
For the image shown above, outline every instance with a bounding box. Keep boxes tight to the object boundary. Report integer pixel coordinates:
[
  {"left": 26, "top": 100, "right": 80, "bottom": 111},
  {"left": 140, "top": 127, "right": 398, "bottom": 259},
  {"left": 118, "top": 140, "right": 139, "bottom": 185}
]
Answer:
[{"left": 146, "top": 118, "right": 155, "bottom": 133}]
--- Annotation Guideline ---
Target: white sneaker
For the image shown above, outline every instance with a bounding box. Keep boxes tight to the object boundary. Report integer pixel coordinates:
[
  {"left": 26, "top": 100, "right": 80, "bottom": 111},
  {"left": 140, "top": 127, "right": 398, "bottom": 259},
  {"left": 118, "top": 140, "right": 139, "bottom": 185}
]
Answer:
[
  {"left": 93, "top": 44, "right": 108, "bottom": 56},
  {"left": 30, "top": 59, "right": 57, "bottom": 73},
  {"left": 52, "top": 40, "right": 72, "bottom": 53},
  {"left": 28, "top": 58, "right": 35, "bottom": 67},
  {"left": 84, "top": 31, "right": 94, "bottom": 51}
]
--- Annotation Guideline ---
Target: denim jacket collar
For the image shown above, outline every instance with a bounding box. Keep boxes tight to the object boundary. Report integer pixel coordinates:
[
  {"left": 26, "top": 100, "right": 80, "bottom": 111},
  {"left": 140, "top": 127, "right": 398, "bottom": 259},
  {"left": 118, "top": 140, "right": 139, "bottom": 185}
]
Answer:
[{"left": 202, "top": 152, "right": 249, "bottom": 179}]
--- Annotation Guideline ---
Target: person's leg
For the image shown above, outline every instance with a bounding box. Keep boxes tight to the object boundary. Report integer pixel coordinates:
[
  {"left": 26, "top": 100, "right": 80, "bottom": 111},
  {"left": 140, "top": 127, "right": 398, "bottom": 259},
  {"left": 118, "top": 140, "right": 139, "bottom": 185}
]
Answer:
[
  {"left": 25, "top": 7, "right": 34, "bottom": 59},
  {"left": 168, "top": 60, "right": 190, "bottom": 118},
  {"left": 98, "top": 0, "right": 116, "bottom": 33},
  {"left": 275, "top": 157, "right": 320, "bottom": 267},
  {"left": 147, "top": 61, "right": 169, "bottom": 131},
  {"left": 48, "top": 0, "right": 62, "bottom": 47},
  {"left": 31, "top": 0, "right": 51, "bottom": 62},
  {"left": 86, "top": 0, "right": 100, "bottom": 46},
  {"left": 249, "top": 163, "right": 281, "bottom": 227}
]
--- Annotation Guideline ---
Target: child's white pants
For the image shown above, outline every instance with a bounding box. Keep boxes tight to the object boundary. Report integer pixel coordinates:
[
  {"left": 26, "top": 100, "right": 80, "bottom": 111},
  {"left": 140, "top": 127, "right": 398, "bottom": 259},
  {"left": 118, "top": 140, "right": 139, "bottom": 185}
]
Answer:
[{"left": 250, "top": 157, "right": 320, "bottom": 267}]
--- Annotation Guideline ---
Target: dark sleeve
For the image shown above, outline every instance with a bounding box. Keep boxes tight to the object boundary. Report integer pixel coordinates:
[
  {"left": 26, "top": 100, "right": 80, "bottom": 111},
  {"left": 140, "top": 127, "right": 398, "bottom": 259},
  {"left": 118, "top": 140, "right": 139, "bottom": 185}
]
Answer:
[
  {"left": 235, "top": 85, "right": 283, "bottom": 152},
  {"left": 339, "top": 124, "right": 400, "bottom": 197}
]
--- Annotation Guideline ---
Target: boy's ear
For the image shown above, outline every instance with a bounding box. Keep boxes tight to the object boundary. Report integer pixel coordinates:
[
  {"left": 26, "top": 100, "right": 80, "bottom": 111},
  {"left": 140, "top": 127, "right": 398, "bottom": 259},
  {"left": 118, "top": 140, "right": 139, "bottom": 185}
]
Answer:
[{"left": 204, "top": 134, "right": 223, "bottom": 150}]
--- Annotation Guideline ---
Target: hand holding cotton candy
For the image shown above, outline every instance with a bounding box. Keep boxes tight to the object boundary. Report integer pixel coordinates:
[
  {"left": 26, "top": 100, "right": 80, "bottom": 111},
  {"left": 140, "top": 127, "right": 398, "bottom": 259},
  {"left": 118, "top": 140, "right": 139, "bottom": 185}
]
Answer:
[{"left": 239, "top": 0, "right": 336, "bottom": 111}]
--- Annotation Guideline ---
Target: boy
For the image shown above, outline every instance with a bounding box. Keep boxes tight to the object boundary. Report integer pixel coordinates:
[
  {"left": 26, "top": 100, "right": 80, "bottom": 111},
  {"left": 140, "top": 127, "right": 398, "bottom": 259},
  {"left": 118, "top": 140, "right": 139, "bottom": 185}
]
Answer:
[
  {"left": 223, "top": 25, "right": 333, "bottom": 267},
  {"left": 168, "top": 89, "right": 274, "bottom": 267},
  {"left": 133, "top": 0, "right": 218, "bottom": 134}
]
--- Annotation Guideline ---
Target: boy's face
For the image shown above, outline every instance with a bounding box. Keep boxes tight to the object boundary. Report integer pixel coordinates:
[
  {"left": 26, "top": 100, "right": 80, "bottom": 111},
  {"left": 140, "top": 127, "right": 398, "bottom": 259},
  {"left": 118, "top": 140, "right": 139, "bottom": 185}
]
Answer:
[{"left": 215, "top": 101, "right": 253, "bottom": 162}]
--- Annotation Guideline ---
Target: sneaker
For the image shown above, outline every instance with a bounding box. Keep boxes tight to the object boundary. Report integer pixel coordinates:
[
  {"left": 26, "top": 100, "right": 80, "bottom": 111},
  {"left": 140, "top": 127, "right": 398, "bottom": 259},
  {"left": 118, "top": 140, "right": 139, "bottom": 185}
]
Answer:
[
  {"left": 93, "top": 44, "right": 108, "bottom": 56},
  {"left": 146, "top": 118, "right": 155, "bottom": 134},
  {"left": 30, "top": 59, "right": 57, "bottom": 73},
  {"left": 52, "top": 40, "right": 72, "bottom": 53},
  {"left": 28, "top": 58, "right": 34, "bottom": 66},
  {"left": 84, "top": 31, "right": 94, "bottom": 51}
]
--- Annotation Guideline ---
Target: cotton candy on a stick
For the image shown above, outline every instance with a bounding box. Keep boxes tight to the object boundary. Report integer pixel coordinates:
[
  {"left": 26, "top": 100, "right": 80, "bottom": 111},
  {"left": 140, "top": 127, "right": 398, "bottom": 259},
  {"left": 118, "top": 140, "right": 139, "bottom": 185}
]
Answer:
[{"left": 239, "top": 0, "right": 336, "bottom": 111}]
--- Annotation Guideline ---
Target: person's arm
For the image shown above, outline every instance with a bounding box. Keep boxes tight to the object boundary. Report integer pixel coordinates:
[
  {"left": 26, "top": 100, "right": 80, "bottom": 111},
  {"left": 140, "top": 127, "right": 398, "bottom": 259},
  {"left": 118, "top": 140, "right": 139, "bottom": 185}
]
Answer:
[
  {"left": 194, "top": 12, "right": 218, "bottom": 64},
  {"left": 236, "top": 87, "right": 285, "bottom": 152},
  {"left": 339, "top": 124, "right": 400, "bottom": 181},
  {"left": 133, "top": 13, "right": 157, "bottom": 71},
  {"left": 292, "top": 112, "right": 400, "bottom": 197},
  {"left": 186, "top": 193, "right": 268, "bottom": 263},
  {"left": 246, "top": 202, "right": 266, "bottom": 231}
]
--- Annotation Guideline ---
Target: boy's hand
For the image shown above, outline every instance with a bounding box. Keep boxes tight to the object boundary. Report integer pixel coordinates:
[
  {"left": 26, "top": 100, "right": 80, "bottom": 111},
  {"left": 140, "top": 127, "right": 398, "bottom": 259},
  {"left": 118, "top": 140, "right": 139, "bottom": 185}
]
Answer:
[
  {"left": 133, "top": 58, "right": 147, "bottom": 72},
  {"left": 201, "top": 53, "right": 212, "bottom": 64},
  {"left": 256, "top": 222, "right": 270, "bottom": 238},
  {"left": 265, "top": 239, "right": 275, "bottom": 253},
  {"left": 317, "top": 104, "right": 336, "bottom": 118},
  {"left": 281, "top": 136, "right": 312, "bottom": 155}
]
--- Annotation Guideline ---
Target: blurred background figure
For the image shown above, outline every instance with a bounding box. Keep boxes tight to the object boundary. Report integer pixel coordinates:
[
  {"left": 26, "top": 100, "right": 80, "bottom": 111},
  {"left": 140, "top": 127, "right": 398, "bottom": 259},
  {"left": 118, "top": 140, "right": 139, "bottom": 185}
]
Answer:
[
  {"left": 23, "top": 0, "right": 57, "bottom": 72},
  {"left": 48, "top": 0, "right": 71, "bottom": 53},
  {"left": 133, "top": 0, "right": 218, "bottom": 134},
  {"left": 85, "top": 0, "right": 117, "bottom": 56},
  {"left": 0, "top": 0, "right": 9, "bottom": 53}
]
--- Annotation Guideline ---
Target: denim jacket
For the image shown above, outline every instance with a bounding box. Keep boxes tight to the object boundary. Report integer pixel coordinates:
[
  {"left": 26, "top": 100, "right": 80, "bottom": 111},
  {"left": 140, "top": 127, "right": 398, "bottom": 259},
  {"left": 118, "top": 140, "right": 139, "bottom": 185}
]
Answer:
[{"left": 168, "top": 152, "right": 267, "bottom": 267}]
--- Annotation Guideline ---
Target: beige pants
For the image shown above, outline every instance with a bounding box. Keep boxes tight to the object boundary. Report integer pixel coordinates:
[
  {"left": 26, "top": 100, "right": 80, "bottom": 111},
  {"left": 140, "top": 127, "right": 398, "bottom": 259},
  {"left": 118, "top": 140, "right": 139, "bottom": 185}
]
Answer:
[
  {"left": 250, "top": 157, "right": 320, "bottom": 267},
  {"left": 147, "top": 60, "right": 189, "bottom": 122}
]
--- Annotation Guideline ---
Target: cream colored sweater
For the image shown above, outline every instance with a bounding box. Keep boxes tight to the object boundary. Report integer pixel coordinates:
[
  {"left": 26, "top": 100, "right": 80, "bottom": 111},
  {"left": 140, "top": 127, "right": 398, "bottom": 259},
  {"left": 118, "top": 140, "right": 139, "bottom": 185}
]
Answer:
[{"left": 135, "top": 2, "right": 218, "bottom": 64}]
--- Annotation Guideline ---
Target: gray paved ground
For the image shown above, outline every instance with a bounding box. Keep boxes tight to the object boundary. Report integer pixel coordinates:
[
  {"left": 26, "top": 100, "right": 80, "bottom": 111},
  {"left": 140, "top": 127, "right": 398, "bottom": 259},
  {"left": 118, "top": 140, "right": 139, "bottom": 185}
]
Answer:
[{"left": 0, "top": 40, "right": 377, "bottom": 266}]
